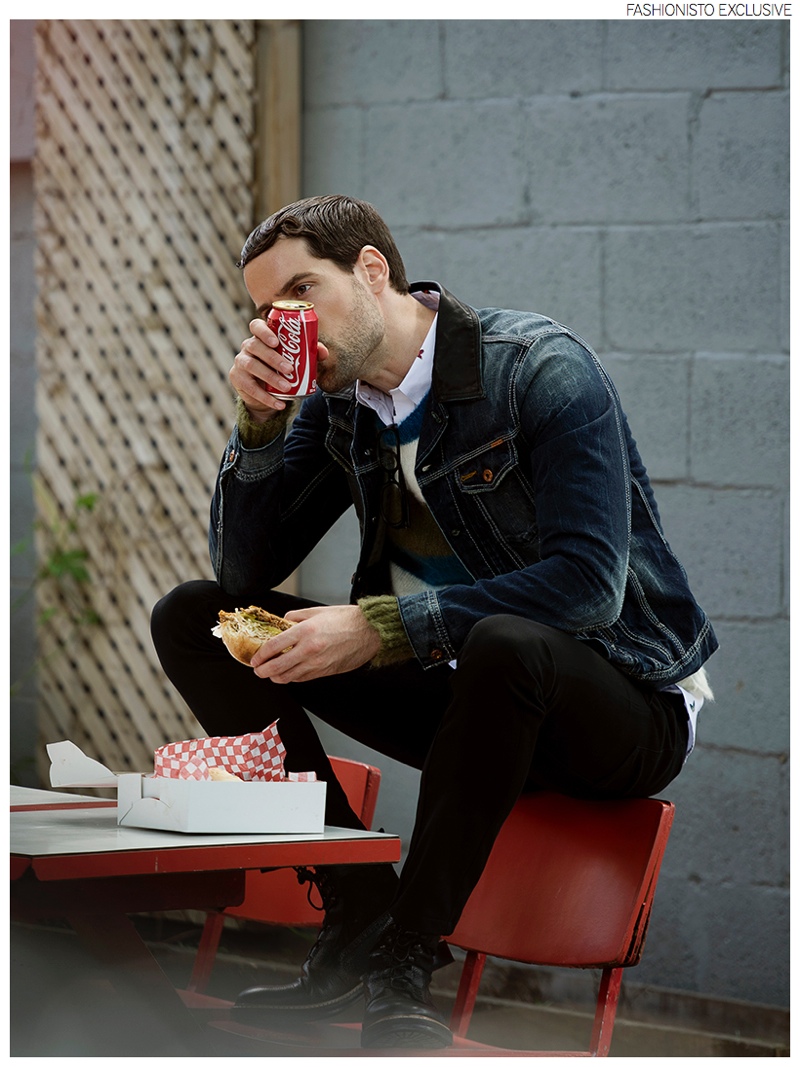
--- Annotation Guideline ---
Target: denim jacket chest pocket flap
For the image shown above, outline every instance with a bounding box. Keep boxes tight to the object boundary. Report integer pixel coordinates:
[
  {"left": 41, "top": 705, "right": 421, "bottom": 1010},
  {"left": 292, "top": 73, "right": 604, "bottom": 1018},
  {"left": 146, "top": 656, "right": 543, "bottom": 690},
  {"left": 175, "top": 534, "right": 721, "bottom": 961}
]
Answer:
[
  {"left": 453, "top": 436, "right": 517, "bottom": 493},
  {"left": 447, "top": 436, "right": 540, "bottom": 566}
]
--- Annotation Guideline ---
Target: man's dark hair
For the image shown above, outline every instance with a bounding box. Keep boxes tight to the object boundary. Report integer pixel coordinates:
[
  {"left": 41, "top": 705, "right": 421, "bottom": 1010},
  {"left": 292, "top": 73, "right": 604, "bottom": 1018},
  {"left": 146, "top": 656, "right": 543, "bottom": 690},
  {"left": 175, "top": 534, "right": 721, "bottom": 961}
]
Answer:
[{"left": 237, "top": 194, "right": 410, "bottom": 294}]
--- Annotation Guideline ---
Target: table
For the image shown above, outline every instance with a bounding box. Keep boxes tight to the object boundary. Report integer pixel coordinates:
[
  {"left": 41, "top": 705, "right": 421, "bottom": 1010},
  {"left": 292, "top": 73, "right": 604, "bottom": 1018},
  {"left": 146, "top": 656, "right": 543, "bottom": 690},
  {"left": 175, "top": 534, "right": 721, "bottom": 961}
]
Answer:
[
  {"left": 11, "top": 784, "right": 117, "bottom": 810},
  {"left": 11, "top": 788, "right": 400, "bottom": 1054}
]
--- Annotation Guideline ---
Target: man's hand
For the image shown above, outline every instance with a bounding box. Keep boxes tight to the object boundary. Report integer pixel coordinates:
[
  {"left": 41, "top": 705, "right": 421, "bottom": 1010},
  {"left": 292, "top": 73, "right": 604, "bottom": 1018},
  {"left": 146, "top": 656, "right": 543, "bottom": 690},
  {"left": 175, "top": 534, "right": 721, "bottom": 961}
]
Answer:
[
  {"left": 249, "top": 605, "right": 382, "bottom": 683},
  {"left": 230, "top": 319, "right": 329, "bottom": 423}
]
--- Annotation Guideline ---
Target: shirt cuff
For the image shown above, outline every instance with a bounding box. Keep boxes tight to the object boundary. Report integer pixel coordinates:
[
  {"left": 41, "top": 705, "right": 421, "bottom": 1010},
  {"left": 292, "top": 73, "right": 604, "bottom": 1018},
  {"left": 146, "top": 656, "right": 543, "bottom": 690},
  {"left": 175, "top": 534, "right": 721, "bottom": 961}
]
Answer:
[{"left": 358, "top": 595, "right": 414, "bottom": 667}]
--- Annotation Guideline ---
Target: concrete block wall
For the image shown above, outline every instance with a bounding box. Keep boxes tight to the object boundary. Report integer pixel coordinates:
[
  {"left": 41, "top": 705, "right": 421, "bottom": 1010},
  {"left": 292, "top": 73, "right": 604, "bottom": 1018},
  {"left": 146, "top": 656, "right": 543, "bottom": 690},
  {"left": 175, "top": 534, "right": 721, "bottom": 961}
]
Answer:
[{"left": 299, "top": 20, "right": 789, "bottom": 1007}]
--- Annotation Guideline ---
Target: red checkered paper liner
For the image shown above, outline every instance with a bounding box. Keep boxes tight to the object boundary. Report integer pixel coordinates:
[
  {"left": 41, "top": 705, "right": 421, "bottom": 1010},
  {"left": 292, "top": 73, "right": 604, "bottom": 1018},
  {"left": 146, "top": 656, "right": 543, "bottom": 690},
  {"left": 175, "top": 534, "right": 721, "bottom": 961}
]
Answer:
[{"left": 153, "top": 720, "right": 316, "bottom": 782}]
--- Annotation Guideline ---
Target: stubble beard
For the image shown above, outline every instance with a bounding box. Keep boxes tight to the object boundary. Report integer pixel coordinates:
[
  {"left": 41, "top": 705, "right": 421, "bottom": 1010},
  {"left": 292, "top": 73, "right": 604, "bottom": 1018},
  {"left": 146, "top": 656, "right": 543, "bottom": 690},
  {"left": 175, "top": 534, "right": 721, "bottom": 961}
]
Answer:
[{"left": 316, "top": 279, "right": 386, "bottom": 394}]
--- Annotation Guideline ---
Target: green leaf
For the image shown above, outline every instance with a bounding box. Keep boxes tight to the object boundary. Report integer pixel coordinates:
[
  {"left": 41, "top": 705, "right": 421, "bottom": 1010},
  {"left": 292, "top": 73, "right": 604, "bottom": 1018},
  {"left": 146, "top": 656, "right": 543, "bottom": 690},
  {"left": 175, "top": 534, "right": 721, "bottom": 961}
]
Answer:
[
  {"left": 41, "top": 548, "right": 91, "bottom": 583},
  {"left": 75, "top": 493, "right": 99, "bottom": 511}
]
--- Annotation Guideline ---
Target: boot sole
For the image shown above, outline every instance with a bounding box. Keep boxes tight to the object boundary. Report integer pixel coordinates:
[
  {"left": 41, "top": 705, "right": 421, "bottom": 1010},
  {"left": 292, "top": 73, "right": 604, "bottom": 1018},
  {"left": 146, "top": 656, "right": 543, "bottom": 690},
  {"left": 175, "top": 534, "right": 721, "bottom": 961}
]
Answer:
[{"left": 361, "top": 1016, "right": 453, "bottom": 1049}]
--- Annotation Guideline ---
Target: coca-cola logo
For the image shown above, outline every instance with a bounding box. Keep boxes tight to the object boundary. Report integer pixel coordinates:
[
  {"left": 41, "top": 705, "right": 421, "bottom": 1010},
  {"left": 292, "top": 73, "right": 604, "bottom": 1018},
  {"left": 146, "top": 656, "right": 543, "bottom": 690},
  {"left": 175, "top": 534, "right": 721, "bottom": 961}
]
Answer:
[{"left": 277, "top": 313, "right": 303, "bottom": 358}]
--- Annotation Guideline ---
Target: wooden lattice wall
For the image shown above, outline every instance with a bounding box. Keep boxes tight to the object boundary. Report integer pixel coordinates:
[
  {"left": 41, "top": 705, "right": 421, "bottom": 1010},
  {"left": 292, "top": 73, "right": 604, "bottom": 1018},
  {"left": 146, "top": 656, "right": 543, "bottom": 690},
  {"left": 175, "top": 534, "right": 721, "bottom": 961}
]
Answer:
[{"left": 31, "top": 20, "right": 298, "bottom": 781}]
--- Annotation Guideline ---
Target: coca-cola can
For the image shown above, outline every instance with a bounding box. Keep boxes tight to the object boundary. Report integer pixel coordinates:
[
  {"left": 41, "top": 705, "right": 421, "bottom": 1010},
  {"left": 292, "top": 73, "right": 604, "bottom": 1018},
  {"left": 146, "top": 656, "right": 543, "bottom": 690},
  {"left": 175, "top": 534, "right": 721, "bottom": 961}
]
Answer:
[{"left": 266, "top": 300, "right": 318, "bottom": 399}]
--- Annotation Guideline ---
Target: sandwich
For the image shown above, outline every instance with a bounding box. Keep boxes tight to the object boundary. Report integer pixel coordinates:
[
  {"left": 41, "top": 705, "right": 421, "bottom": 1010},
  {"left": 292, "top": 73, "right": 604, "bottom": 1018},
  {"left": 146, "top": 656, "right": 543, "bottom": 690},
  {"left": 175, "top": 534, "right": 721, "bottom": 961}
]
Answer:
[
  {"left": 208, "top": 766, "right": 244, "bottom": 782},
  {"left": 214, "top": 605, "right": 295, "bottom": 666}
]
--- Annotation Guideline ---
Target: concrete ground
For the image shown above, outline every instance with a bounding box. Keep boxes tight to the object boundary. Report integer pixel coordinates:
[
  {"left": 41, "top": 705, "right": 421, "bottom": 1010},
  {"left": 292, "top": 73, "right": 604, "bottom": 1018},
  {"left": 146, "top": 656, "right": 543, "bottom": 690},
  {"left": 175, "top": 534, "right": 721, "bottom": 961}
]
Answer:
[{"left": 10, "top": 917, "right": 790, "bottom": 1058}]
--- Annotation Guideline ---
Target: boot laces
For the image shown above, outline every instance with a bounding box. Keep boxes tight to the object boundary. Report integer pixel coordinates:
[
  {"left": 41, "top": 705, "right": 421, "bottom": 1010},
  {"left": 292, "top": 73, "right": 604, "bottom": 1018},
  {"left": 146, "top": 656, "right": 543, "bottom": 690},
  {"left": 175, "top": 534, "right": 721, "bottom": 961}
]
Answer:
[
  {"left": 293, "top": 867, "right": 343, "bottom": 966},
  {"left": 295, "top": 866, "right": 340, "bottom": 915},
  {"left": 377, "top": 926, "right": 437, "bottom": 993}
]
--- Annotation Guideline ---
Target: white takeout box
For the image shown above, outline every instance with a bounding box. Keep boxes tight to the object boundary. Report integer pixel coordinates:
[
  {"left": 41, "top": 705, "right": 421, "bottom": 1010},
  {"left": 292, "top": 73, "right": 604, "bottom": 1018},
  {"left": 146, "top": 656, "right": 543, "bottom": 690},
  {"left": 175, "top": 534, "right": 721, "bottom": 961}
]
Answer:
[{"left": 46, "top": 740, "right": 327, "bottom": 834}]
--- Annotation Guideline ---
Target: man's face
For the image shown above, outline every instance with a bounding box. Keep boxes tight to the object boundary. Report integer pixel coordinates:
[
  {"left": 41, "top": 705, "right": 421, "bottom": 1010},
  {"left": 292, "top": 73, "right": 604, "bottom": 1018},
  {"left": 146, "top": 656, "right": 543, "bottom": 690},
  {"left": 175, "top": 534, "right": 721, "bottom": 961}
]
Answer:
[{"left": 243, "top": 237, "right": 385, "bottom": 394}]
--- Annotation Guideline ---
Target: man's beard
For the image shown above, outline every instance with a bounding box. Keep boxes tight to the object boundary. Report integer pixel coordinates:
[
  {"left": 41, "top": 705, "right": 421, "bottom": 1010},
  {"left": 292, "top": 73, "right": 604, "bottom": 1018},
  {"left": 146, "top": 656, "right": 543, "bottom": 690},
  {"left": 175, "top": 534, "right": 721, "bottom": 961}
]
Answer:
[{"left": 317, "top": 280, "right": 385, "bottom": 393}]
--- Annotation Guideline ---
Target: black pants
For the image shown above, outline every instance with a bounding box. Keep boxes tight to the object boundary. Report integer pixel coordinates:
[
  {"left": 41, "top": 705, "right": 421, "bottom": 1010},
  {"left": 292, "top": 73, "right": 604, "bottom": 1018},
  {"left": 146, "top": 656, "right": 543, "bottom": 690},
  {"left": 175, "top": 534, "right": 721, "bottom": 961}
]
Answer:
[{"left": 150, "top": 580, "right": 689, "bottom": 936}]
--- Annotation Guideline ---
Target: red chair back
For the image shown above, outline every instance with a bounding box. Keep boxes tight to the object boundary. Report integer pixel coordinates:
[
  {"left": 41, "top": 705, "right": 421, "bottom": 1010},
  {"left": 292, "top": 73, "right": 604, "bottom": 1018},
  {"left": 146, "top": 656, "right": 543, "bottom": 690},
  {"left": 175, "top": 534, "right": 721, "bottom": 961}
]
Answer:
[{"left": 447, "top": 792, "right": 674, "bottom": 968}]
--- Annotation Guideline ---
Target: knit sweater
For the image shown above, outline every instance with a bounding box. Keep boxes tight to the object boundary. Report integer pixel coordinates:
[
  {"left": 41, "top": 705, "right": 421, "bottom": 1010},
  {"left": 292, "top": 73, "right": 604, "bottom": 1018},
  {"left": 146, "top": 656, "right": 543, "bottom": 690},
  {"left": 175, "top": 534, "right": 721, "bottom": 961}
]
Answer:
[
  {"left": 383, "top": 401, "right": 473, "bottom": 597},
  {"left": 234, "top": 397, "right": 442, "bottom": 667},
  {"left": 359, "top": 400, "right": 474, "bottom": 667}
]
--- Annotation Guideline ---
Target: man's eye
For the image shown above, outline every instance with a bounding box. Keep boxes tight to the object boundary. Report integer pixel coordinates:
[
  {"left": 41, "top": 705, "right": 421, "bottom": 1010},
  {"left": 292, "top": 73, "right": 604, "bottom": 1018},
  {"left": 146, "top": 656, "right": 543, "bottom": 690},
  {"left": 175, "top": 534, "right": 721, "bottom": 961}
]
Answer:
[{"left": 296, "top": 283, "right": 312, "bottom": 296}]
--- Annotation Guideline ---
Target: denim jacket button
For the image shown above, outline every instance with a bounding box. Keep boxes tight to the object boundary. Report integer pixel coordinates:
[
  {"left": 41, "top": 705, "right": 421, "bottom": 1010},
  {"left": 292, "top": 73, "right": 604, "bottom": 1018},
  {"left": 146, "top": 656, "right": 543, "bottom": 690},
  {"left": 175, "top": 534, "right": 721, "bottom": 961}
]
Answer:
[
  {"left": 483, "top": 468, "right": 493, "bottom": 483},
  {"left": 228, "top": 451, "right": 236, "bottom": 463},
  {"left": 430, "top": 648, "right": 444, "bottom": 661},
  {"left": 451, "top": 528, "right": 461, "bottom": 537}
]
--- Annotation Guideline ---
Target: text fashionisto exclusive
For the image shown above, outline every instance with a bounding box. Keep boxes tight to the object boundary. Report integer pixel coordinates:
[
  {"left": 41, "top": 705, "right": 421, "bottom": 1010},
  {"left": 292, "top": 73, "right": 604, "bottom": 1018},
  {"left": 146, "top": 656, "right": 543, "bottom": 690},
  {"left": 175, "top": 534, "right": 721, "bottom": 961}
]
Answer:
[{"left": 151, "top": 194, "right": 717, "bottom": 1050}]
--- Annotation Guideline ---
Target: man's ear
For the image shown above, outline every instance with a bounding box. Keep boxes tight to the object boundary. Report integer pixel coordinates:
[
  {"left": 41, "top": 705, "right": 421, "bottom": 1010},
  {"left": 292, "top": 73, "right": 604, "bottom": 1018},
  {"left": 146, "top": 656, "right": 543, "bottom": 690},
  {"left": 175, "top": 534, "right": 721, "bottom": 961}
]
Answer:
[{"left": 357, "top": 245, "right": 390, "bottom": 293}]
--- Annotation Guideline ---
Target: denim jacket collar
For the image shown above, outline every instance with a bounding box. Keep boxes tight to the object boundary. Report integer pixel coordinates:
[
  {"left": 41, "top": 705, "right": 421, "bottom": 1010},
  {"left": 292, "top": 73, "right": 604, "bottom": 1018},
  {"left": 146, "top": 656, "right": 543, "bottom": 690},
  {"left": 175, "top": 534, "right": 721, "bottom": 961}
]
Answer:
[{"left": 410, "top": 282, "right": 485, "bottom": 403}]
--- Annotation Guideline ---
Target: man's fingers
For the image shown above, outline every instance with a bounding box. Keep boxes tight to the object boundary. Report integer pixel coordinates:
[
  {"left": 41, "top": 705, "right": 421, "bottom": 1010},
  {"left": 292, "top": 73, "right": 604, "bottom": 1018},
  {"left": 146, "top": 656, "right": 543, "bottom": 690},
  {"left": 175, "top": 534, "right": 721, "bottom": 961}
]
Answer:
[
  {"left": 253, "top": 646, "right": 307, "bottom": 683},
  {"left": 250, "top": 628, "right": 297, "bottom": 668},
  {"left": 229, "top": 337, "right": 295, "bottom": 414}
]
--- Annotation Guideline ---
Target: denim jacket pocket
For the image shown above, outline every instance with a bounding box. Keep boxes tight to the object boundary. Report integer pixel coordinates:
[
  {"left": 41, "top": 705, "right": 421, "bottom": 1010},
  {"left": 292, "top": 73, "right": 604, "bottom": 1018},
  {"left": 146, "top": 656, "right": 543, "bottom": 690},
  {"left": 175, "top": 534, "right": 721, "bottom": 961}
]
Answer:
[
  {"left": 450, "top": 438, "right": 540, "bottom": 569},
  {"left": 454, "top": 437, "right": 516, "bottom": 493}
]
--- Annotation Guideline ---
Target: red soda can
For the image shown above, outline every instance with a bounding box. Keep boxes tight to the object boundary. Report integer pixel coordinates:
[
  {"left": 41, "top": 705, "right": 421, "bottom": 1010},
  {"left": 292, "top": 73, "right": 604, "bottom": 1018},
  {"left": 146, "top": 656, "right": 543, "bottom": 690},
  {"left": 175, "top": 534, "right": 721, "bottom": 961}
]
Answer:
[{"left": 266, "top": 300, "right": 318, "bottom": 399}]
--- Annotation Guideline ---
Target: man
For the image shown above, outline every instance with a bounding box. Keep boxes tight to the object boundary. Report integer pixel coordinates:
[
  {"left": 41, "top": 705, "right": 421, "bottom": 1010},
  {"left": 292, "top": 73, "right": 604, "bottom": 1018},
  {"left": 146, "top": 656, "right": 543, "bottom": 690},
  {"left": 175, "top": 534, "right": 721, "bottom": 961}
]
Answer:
[{"left": 151, "top": 194, "right": 717, "bottom": 1049}]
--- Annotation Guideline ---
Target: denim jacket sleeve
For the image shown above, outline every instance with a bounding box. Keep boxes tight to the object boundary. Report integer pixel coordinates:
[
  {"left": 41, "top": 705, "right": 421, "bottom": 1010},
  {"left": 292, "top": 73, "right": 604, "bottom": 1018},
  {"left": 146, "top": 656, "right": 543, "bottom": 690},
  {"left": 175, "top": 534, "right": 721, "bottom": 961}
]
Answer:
[
  {"left": 397, "top": 332, "right": 635, "bottom": 667},
  {"left": 209, "top": 394, "right": 352, "bottom": 597}
]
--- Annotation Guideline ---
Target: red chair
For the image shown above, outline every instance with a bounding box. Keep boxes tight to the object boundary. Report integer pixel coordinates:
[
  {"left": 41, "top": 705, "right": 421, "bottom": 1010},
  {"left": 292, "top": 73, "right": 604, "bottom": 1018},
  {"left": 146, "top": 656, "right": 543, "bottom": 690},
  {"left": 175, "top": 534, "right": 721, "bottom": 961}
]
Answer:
[
  {"left": 207, "top": 791, "right": 674, "bottom": 1057},
  {"left": 186, "top": 755, "right": 382, "bottom": 995},
  {"left": 443, "top": 792, "right": 675, "bottom": 1056}
]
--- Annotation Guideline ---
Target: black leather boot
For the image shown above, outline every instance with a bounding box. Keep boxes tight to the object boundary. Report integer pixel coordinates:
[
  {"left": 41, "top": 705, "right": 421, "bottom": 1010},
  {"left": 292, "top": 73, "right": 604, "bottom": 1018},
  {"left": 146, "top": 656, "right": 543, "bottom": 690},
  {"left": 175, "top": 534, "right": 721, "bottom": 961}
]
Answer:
[
  {"left": 361, "top": 921, "right": 454, "bottom": 1049},
  {"left": 233, "top": 863, "right": 398, "bottom": 1021}
]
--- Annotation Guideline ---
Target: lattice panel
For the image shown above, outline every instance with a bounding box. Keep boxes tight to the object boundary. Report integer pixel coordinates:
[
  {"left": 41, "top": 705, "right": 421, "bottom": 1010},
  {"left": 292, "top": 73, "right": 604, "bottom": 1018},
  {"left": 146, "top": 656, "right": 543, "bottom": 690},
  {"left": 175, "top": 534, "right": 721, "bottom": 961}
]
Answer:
[{"left": 32, "top": 20, "right": 259, "bottom": 781}]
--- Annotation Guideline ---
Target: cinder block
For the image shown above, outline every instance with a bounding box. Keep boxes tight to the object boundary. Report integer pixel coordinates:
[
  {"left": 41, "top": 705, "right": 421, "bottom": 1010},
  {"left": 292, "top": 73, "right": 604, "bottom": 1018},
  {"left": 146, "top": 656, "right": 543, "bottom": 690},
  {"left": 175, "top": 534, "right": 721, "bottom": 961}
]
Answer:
[
  {"left": 781, "top": 498, "right": 789, "bottom": 615},
  {"left": 299, "top": 509, "right": 360, "bottom": 605},
  {"left": 606, "top": 23, "right": 784, "bottom": 91},
  {"left": 654, "top": 746, "right": 787, "bottom": 890},
  {"left": 436, "top": 226, "right": 602, "bottom": 345},
  {"left": 304, "top": 21, "right": 442, "bottom": 106},
  {"left": 605, "top": 224, "right": 782, "bottom": 352},
  {"left": 394, "top": 228, "right": 449, "bottom": 287},
  {"left": 644, "top": 746, "right": 789, "bottom": 1001},
  {"left": 690, "top": 352, "right": 789, "bottom": 488},
  {"left": 698, "top": 882, "right": 788, "bottom": 1005},
  {"left": 525, "top": 94, "right": 690, "bottom": 224},
  {"left": 443, "top": 20, "right": 603, "bottom": 98},
  {"left": 779, "top": 221, "right": 789, "bottom": 352},
  {"left": 694, "top": 92, "right": 789, "bottom": 221},
  {"left": 640, "top": 876, "right": 789, "bottom": 1006},
  {"left": 303, "top": 107, "right": 364, "bottom": 199},
  {"left": 363, "top": 102, "right": 528, "bottom": 229},
  {"left": 703, "top": 620, "right": 788, "bottom": 755},
  {"left": 310, "top": 713, "right": 420, "bottom": 864},
  {"left": 653, "top": 485, "right": 782, "bottom": 619},
  {"left": 602, "top": 352, "right": 690, "bottom": 482},
  {"left": 634, "top": 870, "right": 703, "bottom": 994}
]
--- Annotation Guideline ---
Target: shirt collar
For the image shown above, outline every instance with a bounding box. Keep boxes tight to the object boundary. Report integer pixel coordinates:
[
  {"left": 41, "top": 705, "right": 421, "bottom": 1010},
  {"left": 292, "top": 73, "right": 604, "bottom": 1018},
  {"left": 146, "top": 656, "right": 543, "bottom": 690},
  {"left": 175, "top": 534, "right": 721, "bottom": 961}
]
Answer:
[{"left": 356, "top": 290, "right": 439, "bottom": 426}]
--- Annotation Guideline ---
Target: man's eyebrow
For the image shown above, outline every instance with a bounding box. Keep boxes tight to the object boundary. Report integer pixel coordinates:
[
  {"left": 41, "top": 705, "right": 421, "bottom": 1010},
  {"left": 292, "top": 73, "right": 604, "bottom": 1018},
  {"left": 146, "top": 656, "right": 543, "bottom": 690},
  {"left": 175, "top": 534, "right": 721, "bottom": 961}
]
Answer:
[{"left": 255, "top": 272, "right": 315, "bottom": 316}]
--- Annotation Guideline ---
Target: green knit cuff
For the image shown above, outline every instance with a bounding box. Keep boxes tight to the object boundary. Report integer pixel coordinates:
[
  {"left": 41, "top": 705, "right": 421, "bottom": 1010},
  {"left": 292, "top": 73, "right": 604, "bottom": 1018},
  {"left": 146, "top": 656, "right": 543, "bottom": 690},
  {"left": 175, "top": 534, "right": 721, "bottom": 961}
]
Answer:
[
  {"left": 358, "top": 595, "right": 414, "bottom": 667},
  {"left": 235, "top": 396, "right": 295, "bottom": 449}
]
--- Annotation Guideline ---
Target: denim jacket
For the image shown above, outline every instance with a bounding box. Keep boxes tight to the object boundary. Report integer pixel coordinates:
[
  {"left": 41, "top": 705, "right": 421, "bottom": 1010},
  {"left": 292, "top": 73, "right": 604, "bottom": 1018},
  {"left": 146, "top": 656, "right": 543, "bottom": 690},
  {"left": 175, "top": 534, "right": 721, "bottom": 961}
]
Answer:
[{"left": 210, "top": 283, "right": 717, "bottom": 687}]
